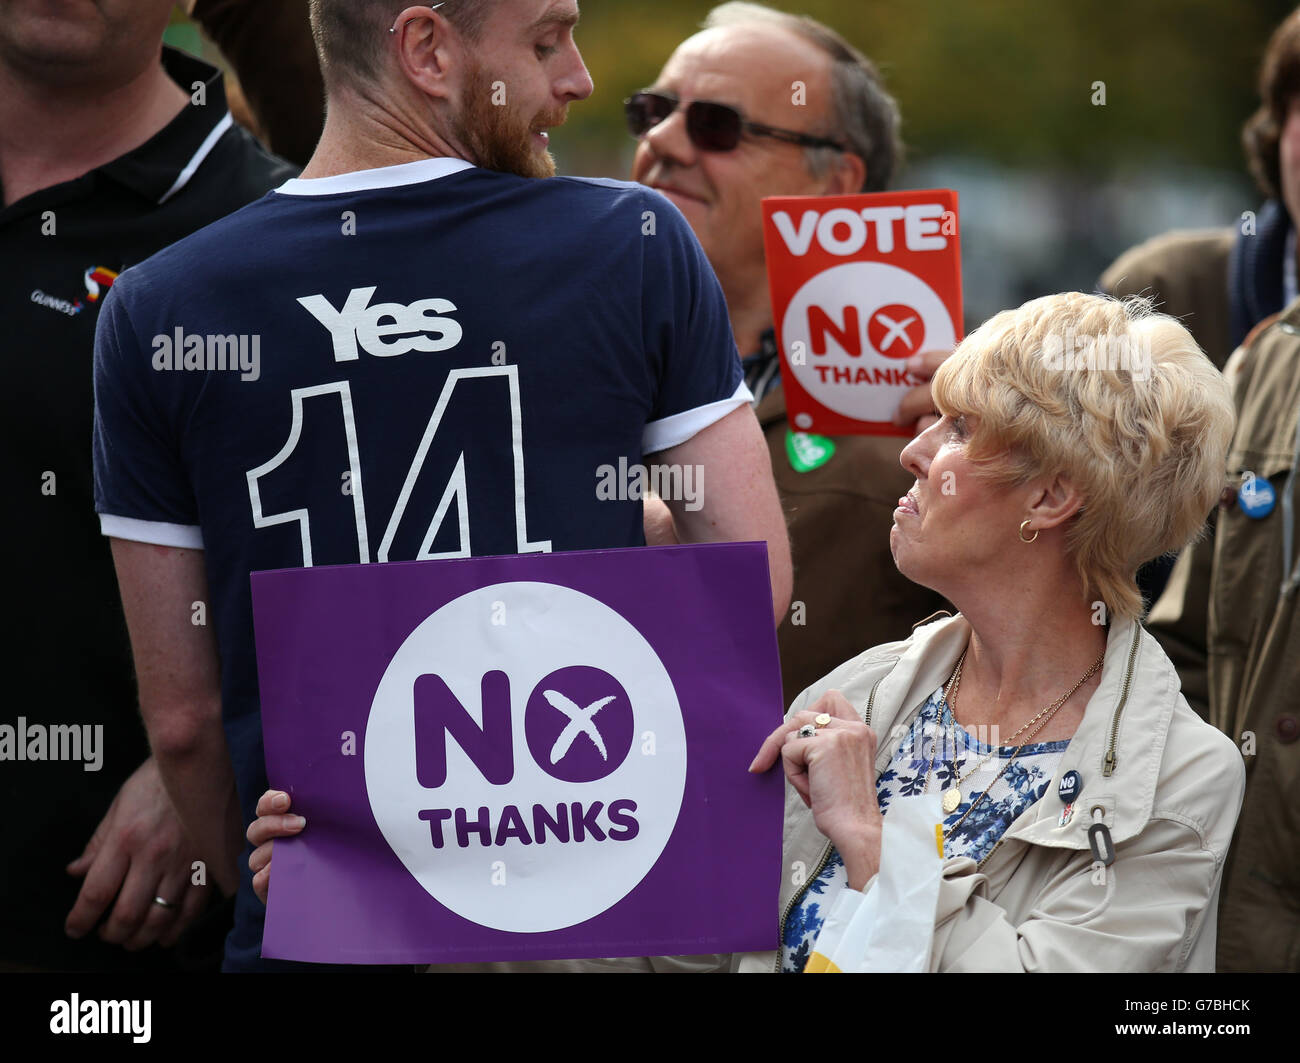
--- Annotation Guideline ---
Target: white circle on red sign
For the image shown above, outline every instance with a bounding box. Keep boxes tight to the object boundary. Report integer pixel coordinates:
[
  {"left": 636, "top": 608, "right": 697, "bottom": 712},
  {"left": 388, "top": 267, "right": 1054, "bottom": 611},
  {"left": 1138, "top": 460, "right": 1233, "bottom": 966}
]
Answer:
[
  {"left": 364, "top": 582, "right": 686, "bottom": 933},
  {"left": 782, "top": 262, "right": 956, "bottom": 423}
]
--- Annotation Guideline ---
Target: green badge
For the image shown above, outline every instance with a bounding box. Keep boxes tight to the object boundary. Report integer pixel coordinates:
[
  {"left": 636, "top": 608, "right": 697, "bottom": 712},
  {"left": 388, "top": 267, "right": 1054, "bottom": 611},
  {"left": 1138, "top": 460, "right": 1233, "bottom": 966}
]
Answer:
[{"left": 785, "top": 429, "right": 836, "bottom": 473}]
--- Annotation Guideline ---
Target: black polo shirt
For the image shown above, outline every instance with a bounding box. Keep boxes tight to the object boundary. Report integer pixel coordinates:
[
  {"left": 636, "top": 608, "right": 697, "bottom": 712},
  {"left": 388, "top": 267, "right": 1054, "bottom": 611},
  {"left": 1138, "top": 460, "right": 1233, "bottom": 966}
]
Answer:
[{"left": 0, "top": 46, "right": 295, "bottom": 970}]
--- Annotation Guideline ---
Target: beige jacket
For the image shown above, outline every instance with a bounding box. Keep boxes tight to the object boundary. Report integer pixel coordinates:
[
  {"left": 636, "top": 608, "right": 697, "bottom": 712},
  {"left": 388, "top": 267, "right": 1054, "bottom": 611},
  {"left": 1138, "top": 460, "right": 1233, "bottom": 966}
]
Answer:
[
  {"left": 441, "top": 611, "right": 1244, "bottom": 973},
  {"left": 734, "top": 611, "right": 1246, "bottom": 972}
]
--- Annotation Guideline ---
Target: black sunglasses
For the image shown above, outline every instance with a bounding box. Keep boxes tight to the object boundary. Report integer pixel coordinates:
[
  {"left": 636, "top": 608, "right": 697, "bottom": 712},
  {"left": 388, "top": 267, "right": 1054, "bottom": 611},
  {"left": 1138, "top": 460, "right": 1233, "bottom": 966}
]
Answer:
[{"left": 624, "top": 91, "right": 845, "bottom": 153}]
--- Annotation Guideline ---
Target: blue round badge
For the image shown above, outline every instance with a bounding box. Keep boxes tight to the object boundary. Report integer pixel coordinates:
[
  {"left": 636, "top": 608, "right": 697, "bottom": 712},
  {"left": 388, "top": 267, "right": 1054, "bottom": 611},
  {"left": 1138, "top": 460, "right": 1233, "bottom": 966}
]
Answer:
[
  {"left": 1058, "top": 770, "right": 1083, "bottom": 803},
  {"left": 1239, "top": 477, "right": 1276, "bottom": 519}
]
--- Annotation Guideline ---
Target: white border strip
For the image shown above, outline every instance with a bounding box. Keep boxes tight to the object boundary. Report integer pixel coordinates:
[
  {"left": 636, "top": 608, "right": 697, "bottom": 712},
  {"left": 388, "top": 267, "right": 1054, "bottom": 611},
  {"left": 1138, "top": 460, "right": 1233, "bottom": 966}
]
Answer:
[
  {"left": 100, "top": 514, "right": 204, "bottom": 549},
  {"left": 158, "top": 112, "right": 235, "bottom": 205},
  {"left": 1286, "top": 226, "right": 1297, "bottom": 307},
  {"left": 274, "top": 157, "right": 476, "bottom": 197},
  {"left": 643, "top": 381, "right": 754, "bottom": 454}
]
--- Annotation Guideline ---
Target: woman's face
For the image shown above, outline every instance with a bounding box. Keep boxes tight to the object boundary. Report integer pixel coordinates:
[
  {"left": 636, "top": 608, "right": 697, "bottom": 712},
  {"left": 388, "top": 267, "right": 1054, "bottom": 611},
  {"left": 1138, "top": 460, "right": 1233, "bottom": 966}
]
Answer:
[{"left": 890, "top": 413, "right": 1029, "bottom": 595}]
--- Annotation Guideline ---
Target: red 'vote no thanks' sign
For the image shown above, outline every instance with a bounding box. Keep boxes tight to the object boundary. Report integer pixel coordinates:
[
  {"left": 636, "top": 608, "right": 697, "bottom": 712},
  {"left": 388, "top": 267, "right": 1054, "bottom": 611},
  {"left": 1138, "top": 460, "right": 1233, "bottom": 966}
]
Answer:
[{"left": 761, "top": 189, "right": 963, "bottom": 437}]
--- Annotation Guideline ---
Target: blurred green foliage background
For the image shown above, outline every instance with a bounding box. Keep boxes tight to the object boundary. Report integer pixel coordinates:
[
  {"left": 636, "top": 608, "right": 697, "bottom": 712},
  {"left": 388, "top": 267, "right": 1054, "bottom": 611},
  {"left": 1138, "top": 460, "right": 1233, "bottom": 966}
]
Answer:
[
  {"left": 562, "top": 0, "right": 1300, "bottom": 319},
  {"left": 559, "top": 0, "right": 1294, "bottom": 180},
  {"left": 170, "top": 0, "right": 1300, "bottom": 320}
]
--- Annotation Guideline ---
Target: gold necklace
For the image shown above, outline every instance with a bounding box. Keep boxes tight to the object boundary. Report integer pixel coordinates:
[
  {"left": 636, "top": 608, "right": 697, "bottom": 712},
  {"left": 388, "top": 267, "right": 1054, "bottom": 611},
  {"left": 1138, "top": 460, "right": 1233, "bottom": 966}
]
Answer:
[
  {"left": 920, "top": 651, "right": 966, "bottom": 809},
  {"left": 934, "top": 645, "right": 1106, "bottom": 816}
]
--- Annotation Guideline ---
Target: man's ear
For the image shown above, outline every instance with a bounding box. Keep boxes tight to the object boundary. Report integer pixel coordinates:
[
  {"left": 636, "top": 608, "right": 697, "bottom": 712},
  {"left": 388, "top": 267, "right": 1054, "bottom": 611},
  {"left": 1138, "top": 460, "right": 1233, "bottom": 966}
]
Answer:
[
  {"left": 392, "top": 4, "right": 457, "bottom": 102},
  {"left": 823, "top": 151, "right": 866, "bottom": 195}
]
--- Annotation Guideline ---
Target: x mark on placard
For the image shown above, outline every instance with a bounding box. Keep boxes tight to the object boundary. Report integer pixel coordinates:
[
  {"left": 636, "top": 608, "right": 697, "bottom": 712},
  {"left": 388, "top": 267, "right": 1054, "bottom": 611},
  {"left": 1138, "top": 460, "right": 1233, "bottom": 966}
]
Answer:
[{"left": 544, "top": 690, "right": 617, "bottom": 763}]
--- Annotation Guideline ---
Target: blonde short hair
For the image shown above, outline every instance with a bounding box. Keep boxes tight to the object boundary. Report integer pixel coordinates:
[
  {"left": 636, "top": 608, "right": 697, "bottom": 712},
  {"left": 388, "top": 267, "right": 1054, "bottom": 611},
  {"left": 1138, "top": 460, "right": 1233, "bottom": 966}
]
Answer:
[{"left": 931, "top": 291, "right": 1235, "bottom": 621}]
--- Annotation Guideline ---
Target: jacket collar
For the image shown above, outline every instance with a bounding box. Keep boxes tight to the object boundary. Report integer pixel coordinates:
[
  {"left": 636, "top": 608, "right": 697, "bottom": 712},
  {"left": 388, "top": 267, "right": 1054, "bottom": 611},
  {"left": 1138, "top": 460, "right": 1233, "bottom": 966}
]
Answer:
[
  {"left": 1228, "top": 198, "right": 1293, "bottom": 350},
  {"left": 848, "top": 611, "right": 1175, "bottom": 849}
]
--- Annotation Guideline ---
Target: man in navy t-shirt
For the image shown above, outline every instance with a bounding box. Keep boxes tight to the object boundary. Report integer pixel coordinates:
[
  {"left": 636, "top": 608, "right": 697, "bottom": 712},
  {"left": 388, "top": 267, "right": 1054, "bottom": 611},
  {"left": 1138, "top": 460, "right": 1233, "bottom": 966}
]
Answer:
[{"left": 92, "top": 0, "right": 791, "bottom": 971}]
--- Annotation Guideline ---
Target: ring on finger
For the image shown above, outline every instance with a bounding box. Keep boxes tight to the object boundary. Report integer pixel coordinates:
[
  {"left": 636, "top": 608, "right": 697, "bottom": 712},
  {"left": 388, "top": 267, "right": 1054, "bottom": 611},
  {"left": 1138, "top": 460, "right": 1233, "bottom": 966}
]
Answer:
[
  {"left": 814, "top": 713, "right": 832, "bottom": 727},
  {"left": 152, "top": 895, "right": 177, "bottom": 910},
  {"left": 797, "top": 723, "right": 817, "bottom": 739}
]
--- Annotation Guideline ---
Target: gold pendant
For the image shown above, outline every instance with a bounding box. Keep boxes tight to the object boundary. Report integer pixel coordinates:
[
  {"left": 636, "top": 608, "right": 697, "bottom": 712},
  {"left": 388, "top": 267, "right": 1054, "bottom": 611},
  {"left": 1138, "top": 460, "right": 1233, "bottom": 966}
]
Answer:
[{"left": 942, "top": 788, "right": 961, "bottom": 813}]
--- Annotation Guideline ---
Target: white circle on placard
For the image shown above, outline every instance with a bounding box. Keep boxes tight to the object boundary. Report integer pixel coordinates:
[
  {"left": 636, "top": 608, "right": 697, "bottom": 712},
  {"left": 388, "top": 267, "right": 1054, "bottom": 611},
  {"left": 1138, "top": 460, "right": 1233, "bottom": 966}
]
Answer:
[
  {"left": 364, "top": 582, "right": 686, "bottom": 933},
  {"left": 782, "top": 261, "right": 955, "bottom": 422}
]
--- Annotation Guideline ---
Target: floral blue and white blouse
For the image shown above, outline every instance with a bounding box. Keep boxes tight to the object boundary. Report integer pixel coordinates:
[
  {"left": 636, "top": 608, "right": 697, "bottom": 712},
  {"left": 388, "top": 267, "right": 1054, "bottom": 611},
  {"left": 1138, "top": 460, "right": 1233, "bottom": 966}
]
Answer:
[{"left": 780, "top": 683, "right": 1069, "bottom": 973}]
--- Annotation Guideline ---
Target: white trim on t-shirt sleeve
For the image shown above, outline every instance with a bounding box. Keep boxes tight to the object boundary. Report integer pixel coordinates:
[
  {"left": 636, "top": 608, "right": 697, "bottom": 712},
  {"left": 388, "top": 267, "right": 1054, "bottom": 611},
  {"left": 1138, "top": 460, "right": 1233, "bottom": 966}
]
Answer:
[
  {"left": 100, "top": 514, "right": 205, "bottom": 549},
  {"left": 642, "top": 380, "right": 754, "bottom": 454}
]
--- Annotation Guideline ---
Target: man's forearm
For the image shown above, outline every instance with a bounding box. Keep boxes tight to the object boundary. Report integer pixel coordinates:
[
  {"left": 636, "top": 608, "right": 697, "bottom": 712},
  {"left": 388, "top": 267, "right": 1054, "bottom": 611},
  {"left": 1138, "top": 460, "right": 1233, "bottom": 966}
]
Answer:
[
  {"left": 652, "top": 406, "right": 793, "bottom": 621},
  {"left": 147, "top": 706, "right": 243, "bottom": 897},
  {"left": 109, "top": 541, "right": 243, "bottom": 893}
]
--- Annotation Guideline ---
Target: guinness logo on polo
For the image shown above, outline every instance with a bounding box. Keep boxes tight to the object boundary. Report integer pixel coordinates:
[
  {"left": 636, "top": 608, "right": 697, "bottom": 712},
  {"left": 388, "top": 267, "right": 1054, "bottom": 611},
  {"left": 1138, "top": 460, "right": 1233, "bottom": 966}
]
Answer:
[{"left": 364, "top": 582, "right": 686, "bottom": 933}]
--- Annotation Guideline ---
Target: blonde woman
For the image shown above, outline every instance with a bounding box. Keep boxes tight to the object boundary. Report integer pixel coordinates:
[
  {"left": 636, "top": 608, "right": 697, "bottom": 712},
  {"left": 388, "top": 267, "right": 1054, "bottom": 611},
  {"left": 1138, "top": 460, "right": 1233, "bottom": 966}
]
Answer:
[{"left": 752, "top": 290, "right": 1243, "bottom": 972}]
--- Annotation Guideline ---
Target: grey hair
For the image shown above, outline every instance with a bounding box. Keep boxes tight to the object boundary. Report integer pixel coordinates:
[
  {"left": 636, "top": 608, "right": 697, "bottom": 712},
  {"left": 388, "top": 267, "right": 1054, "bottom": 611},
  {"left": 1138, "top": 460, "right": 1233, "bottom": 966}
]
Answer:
[{"left": 701, "top": 1, "right": 902, "bottom": 191}]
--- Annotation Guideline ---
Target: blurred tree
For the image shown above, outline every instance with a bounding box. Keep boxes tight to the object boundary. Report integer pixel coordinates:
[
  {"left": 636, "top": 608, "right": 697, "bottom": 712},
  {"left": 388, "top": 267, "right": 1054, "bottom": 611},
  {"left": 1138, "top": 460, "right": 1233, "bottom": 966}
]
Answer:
[{"left": 560, "top": 0, "right": 1296, "bottom": 183}]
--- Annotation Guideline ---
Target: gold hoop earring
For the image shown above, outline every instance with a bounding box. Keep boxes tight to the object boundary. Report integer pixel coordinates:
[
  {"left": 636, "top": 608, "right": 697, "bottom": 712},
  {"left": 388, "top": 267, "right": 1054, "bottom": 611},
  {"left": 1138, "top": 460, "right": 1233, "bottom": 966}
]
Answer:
[{"left": 1019, "top": 519, "right": 1038, "bottom": 544}]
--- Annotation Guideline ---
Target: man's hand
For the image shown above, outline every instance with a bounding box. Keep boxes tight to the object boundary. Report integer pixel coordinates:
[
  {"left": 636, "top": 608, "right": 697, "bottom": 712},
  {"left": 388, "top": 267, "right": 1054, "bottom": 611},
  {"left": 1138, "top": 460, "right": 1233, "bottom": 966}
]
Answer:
[
  {"left": 65, "top": 755, "right": 208, "bottom": 950},
  {"left": 642, "top": 496, "right": 680, "bottom": 546},
  {"left": 894, "top": 349, "right": 952, "bottom": 436}
]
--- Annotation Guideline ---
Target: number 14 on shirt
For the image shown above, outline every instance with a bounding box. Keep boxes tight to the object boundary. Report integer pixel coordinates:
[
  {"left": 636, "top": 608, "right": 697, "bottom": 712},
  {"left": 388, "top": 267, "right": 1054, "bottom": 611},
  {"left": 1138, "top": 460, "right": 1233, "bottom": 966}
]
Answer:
[{"left": 245, "top": 365, "right": 552, "bottom": 567}]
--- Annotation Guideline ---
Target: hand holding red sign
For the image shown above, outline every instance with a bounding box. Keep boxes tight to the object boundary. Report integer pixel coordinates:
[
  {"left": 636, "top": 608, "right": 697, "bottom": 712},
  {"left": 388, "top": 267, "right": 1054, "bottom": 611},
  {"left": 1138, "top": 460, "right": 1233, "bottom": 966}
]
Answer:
[
  {"left": 894, "top": 349, "right": 952, "bottom": 435},
  {"left": 762, "top": 190, "right": 963, "bottom": 436}
]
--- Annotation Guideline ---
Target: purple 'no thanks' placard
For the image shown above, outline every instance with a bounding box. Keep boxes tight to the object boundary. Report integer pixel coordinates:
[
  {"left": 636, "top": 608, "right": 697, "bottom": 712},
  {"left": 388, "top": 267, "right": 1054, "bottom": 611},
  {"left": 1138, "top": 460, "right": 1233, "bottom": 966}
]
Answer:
[{"left": 250, "top": 542, "right": 785, "bottom": 965}]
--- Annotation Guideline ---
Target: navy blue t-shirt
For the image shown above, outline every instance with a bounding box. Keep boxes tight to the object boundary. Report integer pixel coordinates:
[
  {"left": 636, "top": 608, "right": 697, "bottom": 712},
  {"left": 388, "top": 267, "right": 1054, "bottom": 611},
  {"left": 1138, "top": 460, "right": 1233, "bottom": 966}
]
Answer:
[{"left": 92, "top": 158, "right": 746, "bottom": 970}]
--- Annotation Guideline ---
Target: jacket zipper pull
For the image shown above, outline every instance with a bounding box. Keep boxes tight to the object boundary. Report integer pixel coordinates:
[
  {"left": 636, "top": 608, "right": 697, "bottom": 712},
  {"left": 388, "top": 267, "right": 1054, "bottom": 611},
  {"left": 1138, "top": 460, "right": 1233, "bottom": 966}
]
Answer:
[{"left": 1088, "top": 806, "right": 1115, "bottom": 866}]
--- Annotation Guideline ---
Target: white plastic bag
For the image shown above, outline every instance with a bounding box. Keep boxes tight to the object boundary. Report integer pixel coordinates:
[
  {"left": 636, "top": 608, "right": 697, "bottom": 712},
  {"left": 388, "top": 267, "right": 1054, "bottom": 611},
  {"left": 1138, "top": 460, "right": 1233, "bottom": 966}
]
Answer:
[{"left": 806, "top": 794, "right": 944, "bottom": 973}]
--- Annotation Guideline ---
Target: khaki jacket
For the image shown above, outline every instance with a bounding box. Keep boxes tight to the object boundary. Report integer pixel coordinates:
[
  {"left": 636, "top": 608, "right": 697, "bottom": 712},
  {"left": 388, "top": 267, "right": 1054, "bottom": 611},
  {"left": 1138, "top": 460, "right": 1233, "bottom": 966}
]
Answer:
[
  {"left": 1099, "top": 227, "right": 1234, "bottom": 370},
  {"left": 755, "top": 384, "right": 948, "bottom": 708},
  {"left": 448, "top": 611, "right": 1243, "bottom": 973},
  {"left": 734, "top": 610, "right": 1245, "bottom": 972},
  {"left": 1100, "top": 229, "right": 1237, "bottom": 712},
  {"left": 1149, "top": 300, "right": 1300, "bottom": 970}
]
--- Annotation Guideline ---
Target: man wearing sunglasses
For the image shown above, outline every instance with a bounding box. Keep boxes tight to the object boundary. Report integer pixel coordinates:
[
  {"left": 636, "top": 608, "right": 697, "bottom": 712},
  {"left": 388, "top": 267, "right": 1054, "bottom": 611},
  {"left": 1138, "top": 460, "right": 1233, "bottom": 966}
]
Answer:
[{"left": 632, "top": 2, "right": 950, "bottom": 708}]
